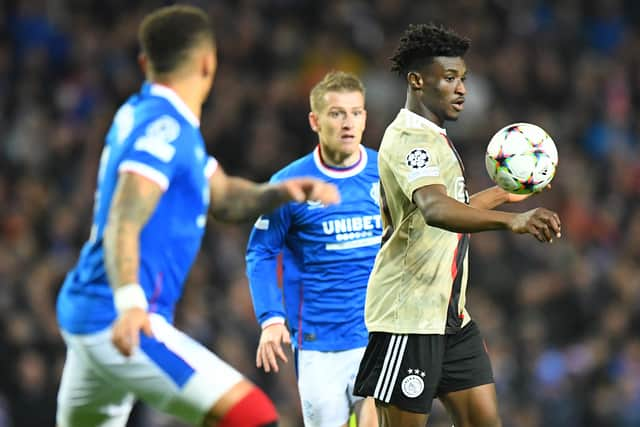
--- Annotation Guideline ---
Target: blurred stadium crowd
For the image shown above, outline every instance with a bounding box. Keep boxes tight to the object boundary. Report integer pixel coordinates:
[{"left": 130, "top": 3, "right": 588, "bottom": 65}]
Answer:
[{"left": 0, "top": 0, "right": 639, "bottom": 426}]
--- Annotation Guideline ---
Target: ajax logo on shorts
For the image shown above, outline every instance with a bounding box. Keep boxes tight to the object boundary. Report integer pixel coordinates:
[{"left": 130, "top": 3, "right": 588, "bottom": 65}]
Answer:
[{"left": 401, "top": 368, "right": 426, "bottom": 398}]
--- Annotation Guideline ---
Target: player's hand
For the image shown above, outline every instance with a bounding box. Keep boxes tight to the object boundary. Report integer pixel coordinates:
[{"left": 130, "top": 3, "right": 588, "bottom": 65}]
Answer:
[
  {"left": 256, "top": 323, "right": 291, "bottom": 373},
  {"left": 280, "top": 178, "right": 340, "bottom": 205},
  {"left": 508, "top": 208, "right": 562, "bottom": 242},
  {"left": 111, "top": 307, "right": 153, "bottom": 357}
]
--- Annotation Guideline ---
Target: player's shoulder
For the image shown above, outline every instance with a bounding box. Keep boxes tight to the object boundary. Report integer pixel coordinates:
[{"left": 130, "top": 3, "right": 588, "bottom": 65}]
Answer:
[
  {"left": 125, "top": 101, "right": 199, "bottom": 153},
  {"left": 380, "top": 125, "right": 441, "bottom": 158},
  {"left": 380, "top": 110, "right": 445, "bottom": 157},
  {"left": 361, "top": 146, "right": 380, "bottom": 178},
  {"left": 270, "top": 151, "right": 317, "bottom": 183},
  {"left": 363, "top": 146, "right": 379, "bottom": 162}
]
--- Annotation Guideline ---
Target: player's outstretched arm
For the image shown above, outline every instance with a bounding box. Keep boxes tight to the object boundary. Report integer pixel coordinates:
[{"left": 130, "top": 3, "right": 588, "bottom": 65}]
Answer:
[
  {"left": 208, "top": 166, "right": 340, "bottom": 223},
  {"left": 470, "top": 185, "right": 550, "bottom": 209},
  {"left": 469, "top": 186, "right": 516, "bottom": 209},
  {"left": 104, "top": 172, "right": 159, "bottom": 356},
  {"left": 256, "top": 322, "right": 291, "bottom": 373},
  {"left": 414, "top": 184, "right": 561, "bottom": 241}
]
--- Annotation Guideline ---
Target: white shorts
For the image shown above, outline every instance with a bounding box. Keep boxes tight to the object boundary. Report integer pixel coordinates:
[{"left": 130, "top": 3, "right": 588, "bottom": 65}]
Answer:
[
  {"left": 56, "top": 314, "right": 243, "bottom": 427},
  {"left": 297, "top": 347, "right": 366, "bottom": 427}
]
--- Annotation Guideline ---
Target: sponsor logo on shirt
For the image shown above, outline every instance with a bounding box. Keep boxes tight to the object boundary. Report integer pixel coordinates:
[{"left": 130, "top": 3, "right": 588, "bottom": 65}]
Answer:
[{"left": 322, "top": 215, "right": 382, "bottom": 250}]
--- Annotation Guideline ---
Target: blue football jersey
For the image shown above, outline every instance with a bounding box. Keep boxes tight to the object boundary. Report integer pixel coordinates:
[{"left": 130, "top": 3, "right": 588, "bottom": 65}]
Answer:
[
  {"left": 57, "top": 83, "right": 216, "bottom": 334},
  {"left": 246, "top": 145, "right": 381, "bottom": 351}
]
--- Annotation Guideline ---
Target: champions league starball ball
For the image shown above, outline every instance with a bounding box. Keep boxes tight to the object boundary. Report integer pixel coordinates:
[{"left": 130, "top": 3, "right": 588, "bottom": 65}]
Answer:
[{"left": 485, "top": 122, "right": 558, "bottom": 194}]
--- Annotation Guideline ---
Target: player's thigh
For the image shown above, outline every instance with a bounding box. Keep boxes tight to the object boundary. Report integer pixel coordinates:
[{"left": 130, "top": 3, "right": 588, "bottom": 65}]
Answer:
[
  {"left": 354, "top": 333, "right": 446, "bottom": 415},
  {"left": 437, "top": 321, "right": 499, "bottom": 427},
  {"left": 297, "top": 348, "right": 365, "bottom": 427},
  {"left": 375, "top": 400, "right": 428, "bottom": 427},
  {"left": 89, "top": 315, "right": 244, "bottom": 425},
  {"left": 353, "top": 397, "right": 378, "bottom": 427},
  {"left": 57, "top": 335, "right": 134, "bottom": 427}
]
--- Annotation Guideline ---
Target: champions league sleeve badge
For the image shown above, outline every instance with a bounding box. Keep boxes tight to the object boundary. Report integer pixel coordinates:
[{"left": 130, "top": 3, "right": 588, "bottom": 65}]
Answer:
[{"left": 406, "top": 148, "right": 430, "bottom": 169}]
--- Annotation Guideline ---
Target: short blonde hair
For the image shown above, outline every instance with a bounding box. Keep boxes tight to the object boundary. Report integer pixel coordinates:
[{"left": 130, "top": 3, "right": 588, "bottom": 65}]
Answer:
[{"left": 309, "top": 71, "right": 366, "bottom": 113}]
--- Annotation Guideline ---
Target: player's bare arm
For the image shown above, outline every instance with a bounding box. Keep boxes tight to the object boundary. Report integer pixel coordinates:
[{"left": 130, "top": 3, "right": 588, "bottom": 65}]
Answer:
[
  {"left": 469, "top": 186, "right": 529, "bottom": 209},
  {"left": 104, "top": 172, "right": 161, "bottom": 356},
  {"left": 414, "top": 184, "right": 561, "bottom": 241},
  {"left": 208, "top": 166, "right": 340, "bottom": 222},
  {"left": 256, "top": 323, "right": 291, "bottom": 373},
  {"left": 470, "top": 185, "right": 552, "bottom": 209}
]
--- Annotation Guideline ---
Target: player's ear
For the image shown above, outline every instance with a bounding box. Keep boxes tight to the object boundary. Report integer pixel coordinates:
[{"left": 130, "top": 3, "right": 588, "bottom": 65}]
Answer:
[
  {"left": 407, "top": 72, "right": 423, "bottom": 90},
  {"left": 308, "top": 111, "right": 320, "bottom": 133},
  {"left": 202, "top": 50, "right": 216, "bottom": 79},
  {"left": 138, "top": 52, "right": 149, "bottom": 76}
]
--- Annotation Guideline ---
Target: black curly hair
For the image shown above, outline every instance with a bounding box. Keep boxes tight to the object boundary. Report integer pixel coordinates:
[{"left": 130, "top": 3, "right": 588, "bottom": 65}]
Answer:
[{"left": 390, "top": 23, "right": 470, "bottom": 76}]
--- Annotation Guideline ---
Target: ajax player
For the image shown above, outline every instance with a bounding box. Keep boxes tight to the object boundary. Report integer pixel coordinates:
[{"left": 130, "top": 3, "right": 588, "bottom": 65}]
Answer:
[{"left": 353, "top": 23, "right": 561, "bottom": 427}]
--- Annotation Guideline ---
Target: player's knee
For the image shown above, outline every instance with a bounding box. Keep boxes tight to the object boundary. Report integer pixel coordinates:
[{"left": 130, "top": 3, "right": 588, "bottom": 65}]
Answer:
[
  {"left": 473, "top": 406, "right": 501, "bottom": 427},
  {"left": 211, "top": 387, "right": 278, "bottom": 427}
]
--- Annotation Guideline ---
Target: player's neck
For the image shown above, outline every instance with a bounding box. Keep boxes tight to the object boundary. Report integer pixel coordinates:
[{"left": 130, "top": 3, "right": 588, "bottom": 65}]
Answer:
[
  {"left": 405, "top": 93, "right": 444, "bottom": 128},
  {"left": 318, "top": 144, "right": 361, "bottom": 168},
  {"left": 152, "top": 78, "right": 203, "bottom": 120}
]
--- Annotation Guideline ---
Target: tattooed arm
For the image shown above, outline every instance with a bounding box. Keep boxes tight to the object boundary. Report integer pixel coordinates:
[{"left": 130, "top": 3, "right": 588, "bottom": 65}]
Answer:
[
  {"left": 103, "top": 172, "right": 162, "bottom": 356},
  {"left": 104, "top": 172, "right": 163, "bottom": 288},
  {"left": 208, "top": 165, "right": 340, "bottom": 223}
]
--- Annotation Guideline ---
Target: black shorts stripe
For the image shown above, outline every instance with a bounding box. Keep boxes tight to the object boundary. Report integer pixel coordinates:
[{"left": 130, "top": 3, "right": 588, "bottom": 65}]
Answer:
[{"left": 373, "top": 334, "right": 408, "bottom": 402}]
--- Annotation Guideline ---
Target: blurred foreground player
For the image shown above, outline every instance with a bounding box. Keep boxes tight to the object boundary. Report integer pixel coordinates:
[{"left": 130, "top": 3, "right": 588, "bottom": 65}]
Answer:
[{"left": 55, "top": 5, "right": 338, "bottom": 427}]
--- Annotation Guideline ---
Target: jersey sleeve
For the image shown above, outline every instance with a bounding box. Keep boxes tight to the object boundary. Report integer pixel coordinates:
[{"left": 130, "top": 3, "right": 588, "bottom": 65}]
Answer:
[
  {"left": 118, "top": 114, "right": 186, "bottom": 191},
  {"left": 245, "top": 177, "right": 292, "bottom": 327},
  {"left": 385, "top": 131, "right": 446, "bottom": 201}
]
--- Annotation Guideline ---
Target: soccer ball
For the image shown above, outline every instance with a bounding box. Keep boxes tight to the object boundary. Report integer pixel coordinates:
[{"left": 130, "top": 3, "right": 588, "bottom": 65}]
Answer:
[{"left": 485, "top": 123, "right": 558, "bottom": 194}]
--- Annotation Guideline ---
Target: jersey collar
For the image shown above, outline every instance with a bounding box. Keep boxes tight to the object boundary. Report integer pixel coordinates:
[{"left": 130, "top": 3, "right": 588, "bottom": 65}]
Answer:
[
  {"left": 146, "top": 82, "right": 200, "bottom": 128},
  {"left": 313, "top": 144, "right": 368, "bottom": 179},
  {"left": 400, "top": 108, "right": 446, "bottom": 135}
]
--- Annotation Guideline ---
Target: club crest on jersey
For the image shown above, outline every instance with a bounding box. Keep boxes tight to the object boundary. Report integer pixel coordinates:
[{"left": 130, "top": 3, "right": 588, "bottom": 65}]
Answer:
[
  {"left": 306, "top": 200, "right": 326, "bottom": 210},
  {"left": 406, "top": 148, "right": 430, "bottom": 169},
  {"left": 370, "top": 182, "right": 380, "bottom": 206},
  {"left": 401, "top": 368, "right": 426, "bottom": 398},
  {"left": 254, "top": 215, "right": 270, "bottom": 230}
]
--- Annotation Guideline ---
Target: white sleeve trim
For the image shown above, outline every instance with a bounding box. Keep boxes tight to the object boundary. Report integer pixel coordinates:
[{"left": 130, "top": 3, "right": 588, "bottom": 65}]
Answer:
[
  {"left": 119, "top": 160, "right": 169, "bottom": 191},
  {"left": 261, "top": 317, "right": 286, "bottom": 329},
  {"left": 205, "top": 156, "right": 218, "bottom": 178}
]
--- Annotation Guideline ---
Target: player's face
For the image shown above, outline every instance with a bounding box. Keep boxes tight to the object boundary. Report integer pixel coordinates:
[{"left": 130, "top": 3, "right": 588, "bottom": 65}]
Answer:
[
  {"left": 420, "top": 56, "right": 467, "bottom": 124},
  {"left": 310, "top": 91, "right": 367, "bottom": 162}
]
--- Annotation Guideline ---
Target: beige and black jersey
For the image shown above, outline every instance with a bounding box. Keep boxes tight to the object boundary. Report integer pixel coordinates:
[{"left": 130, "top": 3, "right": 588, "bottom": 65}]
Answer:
[{"left": 365, "top": 108, "right": 471, "bottom": 335}]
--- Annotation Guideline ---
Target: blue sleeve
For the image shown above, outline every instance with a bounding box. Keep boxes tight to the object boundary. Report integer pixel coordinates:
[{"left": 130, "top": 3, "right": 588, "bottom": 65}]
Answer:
[
  {"left": 118, "top": 115, "right": 186, "bottom": 190},
  {"left": 245, "top": 191, "right": 292, "bottom": 326}
]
